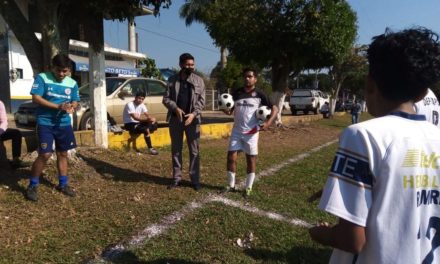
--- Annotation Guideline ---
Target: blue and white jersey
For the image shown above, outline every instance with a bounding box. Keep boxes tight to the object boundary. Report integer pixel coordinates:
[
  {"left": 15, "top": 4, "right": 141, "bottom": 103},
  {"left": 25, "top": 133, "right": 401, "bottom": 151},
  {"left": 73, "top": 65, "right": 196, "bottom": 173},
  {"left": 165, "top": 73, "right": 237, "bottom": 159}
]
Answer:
[
  {"left": 231, "top": 88, "right": 272, "bottom": 134},
  {"left": 319, "top": 112, "right": 440, "bottom": 264},
  {"left": 31, "top": 72, "right": 79, "bottom": 126}
]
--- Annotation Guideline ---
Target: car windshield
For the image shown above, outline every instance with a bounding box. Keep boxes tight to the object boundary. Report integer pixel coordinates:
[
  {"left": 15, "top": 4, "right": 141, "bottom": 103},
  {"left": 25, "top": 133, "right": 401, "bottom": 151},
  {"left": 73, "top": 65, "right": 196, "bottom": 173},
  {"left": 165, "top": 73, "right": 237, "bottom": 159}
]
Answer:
[{"left": 79, "top": 78, "right": 127, "bottom": 97}]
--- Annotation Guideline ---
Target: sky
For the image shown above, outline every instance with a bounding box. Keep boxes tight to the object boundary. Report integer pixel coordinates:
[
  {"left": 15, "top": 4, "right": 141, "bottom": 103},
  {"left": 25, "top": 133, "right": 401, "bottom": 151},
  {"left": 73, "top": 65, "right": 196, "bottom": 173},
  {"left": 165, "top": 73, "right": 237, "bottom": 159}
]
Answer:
[{"left": 104, "top": 0, "right": 440, "bottom": 75}]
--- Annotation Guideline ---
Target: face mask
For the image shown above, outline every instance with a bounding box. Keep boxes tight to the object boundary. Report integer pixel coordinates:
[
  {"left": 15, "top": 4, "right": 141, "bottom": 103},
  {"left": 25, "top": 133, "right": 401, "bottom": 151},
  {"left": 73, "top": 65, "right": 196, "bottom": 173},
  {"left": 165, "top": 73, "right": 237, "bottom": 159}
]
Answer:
[{"left": 183, "top": 68, "right": 194, "bottom": 75}]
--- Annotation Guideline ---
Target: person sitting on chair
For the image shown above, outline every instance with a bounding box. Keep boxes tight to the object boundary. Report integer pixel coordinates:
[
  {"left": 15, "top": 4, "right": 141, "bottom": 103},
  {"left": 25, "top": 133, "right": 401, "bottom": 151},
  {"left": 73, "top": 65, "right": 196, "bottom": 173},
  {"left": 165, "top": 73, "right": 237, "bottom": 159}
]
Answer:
[{"left": 123, "top": 91, "right": 159, "bottom": 155}]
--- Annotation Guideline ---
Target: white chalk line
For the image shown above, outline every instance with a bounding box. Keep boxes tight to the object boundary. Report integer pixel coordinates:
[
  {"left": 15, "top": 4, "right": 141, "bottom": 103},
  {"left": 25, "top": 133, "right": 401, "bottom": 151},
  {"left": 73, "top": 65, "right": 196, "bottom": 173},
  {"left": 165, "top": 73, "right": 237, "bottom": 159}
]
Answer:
[{"left": 91, "top": 139, "right": 338, "bottom": 263}]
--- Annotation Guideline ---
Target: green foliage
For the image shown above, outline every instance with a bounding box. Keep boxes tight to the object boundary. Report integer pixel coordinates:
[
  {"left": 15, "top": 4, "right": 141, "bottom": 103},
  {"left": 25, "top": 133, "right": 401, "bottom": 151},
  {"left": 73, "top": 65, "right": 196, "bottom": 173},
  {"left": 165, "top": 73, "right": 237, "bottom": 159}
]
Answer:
[{"left": 138, "top": 58, "right": 163, "bottom": 79}]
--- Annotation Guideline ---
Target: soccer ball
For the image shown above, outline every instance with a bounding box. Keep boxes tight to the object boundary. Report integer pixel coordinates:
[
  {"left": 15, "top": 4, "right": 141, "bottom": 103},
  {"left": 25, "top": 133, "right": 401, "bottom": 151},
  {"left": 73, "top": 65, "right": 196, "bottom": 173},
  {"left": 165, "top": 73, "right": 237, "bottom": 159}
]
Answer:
[
  {"left": 218, "top": 93, "right": 234, "bottom": 110},
  {"left": 256, "top": 106, "right": 271, "bottom": 121}
]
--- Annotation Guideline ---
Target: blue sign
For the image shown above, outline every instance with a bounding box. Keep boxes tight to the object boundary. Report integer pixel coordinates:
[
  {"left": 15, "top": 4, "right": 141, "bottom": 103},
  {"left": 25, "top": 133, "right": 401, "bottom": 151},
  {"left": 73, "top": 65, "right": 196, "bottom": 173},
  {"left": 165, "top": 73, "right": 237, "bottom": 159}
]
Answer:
[{"left": 75, "top": 62, "right": 140, "bottom": 76}]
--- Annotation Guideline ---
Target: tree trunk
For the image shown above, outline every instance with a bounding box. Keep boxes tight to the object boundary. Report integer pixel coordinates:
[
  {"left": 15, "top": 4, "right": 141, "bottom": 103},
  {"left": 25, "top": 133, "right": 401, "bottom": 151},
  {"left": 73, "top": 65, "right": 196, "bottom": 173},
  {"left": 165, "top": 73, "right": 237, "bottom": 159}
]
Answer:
[
  {"left": 0, "top": 0, "right": 43, "bottom": 73},
  {"left": 220, "top": 46, "right": 227, "bottom": 69},
  {"left": 38, "top": 0, "right": 63, "bottom": 69},
  {"left": 271, "top": 57, "right": 290, "bottom": 125}
]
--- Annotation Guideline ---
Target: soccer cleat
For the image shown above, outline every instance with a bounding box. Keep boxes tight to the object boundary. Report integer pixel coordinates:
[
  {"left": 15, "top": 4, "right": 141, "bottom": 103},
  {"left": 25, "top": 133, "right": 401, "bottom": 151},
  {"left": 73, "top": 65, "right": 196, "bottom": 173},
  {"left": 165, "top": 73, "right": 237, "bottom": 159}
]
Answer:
[
  {"left": 26, "top": 185, "right": 38, "bottom": 201},
  {"left": 149, "top": 148, "right": 159, "bottom": 155},
  {"left": 244, "top": 187, "right": 252, "bottom": 197},
  {"left": 56, "top": 185, "right": 76, "bottom": 197}
]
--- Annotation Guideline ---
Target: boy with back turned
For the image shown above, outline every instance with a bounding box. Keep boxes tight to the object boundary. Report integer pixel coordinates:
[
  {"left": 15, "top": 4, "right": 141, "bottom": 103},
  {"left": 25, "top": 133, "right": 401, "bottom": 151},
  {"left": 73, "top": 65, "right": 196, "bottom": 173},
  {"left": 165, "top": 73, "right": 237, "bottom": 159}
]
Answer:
[{"left": 309, "top": 28, "right": 440, "bottom": 263}]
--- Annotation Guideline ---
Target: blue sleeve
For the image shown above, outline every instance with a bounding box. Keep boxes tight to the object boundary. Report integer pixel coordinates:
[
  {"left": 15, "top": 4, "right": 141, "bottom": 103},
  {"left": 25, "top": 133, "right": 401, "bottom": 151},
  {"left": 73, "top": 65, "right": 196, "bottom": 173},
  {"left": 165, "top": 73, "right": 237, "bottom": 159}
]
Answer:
[
  {"left": 30, "top": 75, "right": 45, "bottom": 96},
  {"left": 71, "top": 83, "right": 80, "bottom": 102}
]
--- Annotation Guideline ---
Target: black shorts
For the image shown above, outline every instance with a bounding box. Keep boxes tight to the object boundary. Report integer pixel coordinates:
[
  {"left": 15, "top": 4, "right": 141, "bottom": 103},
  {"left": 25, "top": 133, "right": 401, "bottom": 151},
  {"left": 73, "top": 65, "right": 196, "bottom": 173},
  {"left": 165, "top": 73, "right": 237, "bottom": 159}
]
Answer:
[{"left": 124, "top": 122, "right": 158, "bottom": 134}]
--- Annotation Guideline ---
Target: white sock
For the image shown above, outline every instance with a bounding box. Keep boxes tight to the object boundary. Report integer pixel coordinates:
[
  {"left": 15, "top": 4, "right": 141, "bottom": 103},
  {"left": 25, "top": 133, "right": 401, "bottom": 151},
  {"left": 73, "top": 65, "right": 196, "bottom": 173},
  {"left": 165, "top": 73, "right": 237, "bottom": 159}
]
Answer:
[
  {"left": 227, "top": 171, "right": 236, "bottom": 188},
  {"left": 245, "top": 172, "right": 256, "bottom": 190}
]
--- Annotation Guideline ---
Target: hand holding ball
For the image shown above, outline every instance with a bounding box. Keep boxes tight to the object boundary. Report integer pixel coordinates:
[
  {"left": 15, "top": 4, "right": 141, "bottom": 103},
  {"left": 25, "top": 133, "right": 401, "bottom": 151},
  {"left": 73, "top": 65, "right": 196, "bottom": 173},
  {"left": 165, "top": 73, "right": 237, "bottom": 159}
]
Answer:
[{"left": 218, "top": 93, "right": 234, "bottom": 110}]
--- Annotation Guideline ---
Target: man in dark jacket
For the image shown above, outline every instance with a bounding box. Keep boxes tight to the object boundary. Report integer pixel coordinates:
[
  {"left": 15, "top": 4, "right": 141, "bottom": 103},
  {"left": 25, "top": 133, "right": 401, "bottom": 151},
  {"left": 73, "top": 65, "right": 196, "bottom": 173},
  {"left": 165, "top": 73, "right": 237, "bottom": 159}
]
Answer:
[{"left": 162, "top": 53, "right": 206, "bottom": 190}]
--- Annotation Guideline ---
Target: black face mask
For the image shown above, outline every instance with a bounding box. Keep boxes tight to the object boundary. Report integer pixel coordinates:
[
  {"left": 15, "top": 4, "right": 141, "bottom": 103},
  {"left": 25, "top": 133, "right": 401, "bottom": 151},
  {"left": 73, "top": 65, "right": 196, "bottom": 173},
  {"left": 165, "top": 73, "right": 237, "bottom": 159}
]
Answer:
[{"left": 183, "top": 68, "right": 194, "bottom": 75}]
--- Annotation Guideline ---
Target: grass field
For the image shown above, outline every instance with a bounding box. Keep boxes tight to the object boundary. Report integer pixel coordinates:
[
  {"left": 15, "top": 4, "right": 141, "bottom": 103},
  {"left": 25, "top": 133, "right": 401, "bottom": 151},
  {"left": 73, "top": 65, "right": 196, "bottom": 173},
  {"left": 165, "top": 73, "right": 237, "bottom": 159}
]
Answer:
[{"left": 0, "top": 113, "right": 368, "bottom": 263}]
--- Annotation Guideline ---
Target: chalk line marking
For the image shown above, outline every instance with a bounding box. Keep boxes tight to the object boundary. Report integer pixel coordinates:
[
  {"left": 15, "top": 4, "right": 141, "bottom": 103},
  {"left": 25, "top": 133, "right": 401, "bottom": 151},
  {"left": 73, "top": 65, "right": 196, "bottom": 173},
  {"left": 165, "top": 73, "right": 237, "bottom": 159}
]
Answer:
[{"left": 90, "top": 139, "right": 337, "bottom": 263}]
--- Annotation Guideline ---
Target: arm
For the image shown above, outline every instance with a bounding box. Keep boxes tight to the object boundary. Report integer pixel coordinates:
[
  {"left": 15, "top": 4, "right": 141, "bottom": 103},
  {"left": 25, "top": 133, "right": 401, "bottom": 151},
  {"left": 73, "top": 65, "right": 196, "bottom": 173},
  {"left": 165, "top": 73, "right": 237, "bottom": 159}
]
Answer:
[
  {"left": 0, "top": 101, "right": 7, "bottom": 134},
  {"left": 162, "top": 77, "right": 185, "bottom": 121},
  {"left": 32, "top": 94, "right": 72, "bottom": 112},
  {"left": 309, "top": 218, "right": 366, "bottom": 254},
  {"left": 260, "top": 105, "right": 278, "bottom": 130},
  {"left": 185, "top": 76, "right": 206, "bottom": 126}
]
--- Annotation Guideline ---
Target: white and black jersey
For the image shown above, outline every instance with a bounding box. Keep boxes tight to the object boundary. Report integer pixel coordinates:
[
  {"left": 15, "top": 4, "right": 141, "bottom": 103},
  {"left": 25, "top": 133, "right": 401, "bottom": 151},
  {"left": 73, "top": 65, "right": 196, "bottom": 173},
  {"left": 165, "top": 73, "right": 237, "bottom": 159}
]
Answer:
[
  {"left": 414, "top": 88, "right": 440, "bottom": 128},
  {"left": 232, "top": 88, "right": 272, "bottom": 134}
]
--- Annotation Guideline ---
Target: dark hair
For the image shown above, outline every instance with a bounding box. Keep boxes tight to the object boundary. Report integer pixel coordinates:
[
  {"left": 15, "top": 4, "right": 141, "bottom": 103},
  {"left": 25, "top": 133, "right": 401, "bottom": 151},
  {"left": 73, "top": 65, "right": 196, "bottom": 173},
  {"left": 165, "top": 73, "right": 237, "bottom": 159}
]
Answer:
[
  {"left": 179, "top": 53, "right": 194, "bottom": 64},
  {"left": 367, "top": 27, "right": 440, "bottom": 102},
  {"left": 51, "top": 54, "right": 72, "bottom": 68},
  {"left": 242, "top": 68, "right": 258, "bottom": 77},
  {"left": 135, "top": 91, "right": 146, "bottom": 98}
]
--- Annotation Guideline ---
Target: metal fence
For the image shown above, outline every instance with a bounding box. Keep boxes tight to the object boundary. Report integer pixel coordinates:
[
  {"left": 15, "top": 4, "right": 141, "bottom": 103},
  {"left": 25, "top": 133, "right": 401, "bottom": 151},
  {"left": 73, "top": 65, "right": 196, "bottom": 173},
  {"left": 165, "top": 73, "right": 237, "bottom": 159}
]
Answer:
[{"left": 204, "top": 89, "right": 220, "bottom": 111}]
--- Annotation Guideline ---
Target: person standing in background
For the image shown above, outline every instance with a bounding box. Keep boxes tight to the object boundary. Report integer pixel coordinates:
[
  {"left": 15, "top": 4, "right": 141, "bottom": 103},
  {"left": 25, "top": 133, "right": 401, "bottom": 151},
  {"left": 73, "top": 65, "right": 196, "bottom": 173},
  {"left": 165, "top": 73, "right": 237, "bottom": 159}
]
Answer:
[
  {"left": 163, "top": 53, "right": 206, "bottom": 191},
  {"left": 350, "top": 99, "right": 362, "bottom": 124}
]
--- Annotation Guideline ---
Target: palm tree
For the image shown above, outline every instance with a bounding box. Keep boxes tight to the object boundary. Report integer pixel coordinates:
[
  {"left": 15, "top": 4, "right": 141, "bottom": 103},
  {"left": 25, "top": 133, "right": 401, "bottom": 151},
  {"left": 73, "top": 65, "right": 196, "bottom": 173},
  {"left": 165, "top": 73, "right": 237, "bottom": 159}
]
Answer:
[{"left": 179, "top": 0, "right": 228, "bottom": 69}]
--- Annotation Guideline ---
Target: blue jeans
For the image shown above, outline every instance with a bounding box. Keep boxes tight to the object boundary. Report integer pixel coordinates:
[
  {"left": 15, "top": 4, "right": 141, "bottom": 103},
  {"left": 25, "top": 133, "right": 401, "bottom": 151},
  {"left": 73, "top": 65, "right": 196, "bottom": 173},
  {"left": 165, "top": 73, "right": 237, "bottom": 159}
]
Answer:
[{"left": 352, "top": 113, "right": 360, "bottom": 124}]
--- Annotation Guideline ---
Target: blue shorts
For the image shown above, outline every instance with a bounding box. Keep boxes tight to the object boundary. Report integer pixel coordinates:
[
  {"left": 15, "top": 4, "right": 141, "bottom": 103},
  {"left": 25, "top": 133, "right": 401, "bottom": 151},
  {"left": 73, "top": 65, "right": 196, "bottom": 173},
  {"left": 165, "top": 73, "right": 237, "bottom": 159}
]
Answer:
[{"left": 37, "top": 125, "right": 77, "bottom": 153}]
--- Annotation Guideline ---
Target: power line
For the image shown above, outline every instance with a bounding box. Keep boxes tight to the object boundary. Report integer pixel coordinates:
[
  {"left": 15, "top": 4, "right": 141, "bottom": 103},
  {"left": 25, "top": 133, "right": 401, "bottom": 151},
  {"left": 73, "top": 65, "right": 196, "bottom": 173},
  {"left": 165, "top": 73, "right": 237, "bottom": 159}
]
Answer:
[{"left": 136, "top": 25, "right": 218, "bottom": 53}]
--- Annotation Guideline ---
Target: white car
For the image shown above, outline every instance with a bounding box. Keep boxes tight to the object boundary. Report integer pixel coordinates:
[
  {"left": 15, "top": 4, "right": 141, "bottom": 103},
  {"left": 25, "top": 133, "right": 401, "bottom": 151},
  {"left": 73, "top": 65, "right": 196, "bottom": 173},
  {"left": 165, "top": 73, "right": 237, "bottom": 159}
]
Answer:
[{"left": 289, "top": 89, "right": 329, "bottom": 115}]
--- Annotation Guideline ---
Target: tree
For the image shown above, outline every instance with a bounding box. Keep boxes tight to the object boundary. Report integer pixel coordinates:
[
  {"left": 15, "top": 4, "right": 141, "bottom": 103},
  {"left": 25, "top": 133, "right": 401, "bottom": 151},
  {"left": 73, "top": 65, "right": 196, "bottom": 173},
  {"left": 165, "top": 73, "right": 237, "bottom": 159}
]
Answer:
[
  {"left": 0, "top": 0, "right": 171, "bottom": 74},
  {"left": 179, "top": 0, "right": 228, "bottom": 70},
  {"left": 138, "top": 58, "right": 163, "bottom": 79},
  {"left": 327, "top": 45, "right": 368, "bottom": 115},
  {"left": 182, "top": 0, "right": 356, "bottom": 125}
]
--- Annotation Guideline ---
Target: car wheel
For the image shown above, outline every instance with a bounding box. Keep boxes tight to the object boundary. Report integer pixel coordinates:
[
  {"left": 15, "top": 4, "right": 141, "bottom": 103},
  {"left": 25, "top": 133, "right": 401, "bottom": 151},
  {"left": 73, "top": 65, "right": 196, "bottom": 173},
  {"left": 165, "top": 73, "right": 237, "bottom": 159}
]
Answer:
[
  {"left": 291, "top": 109, "right": 297, "bottom": 115},
  {"left": 304, "top": 110, "right": 309, "bottom": 115},
  {"left": 79, "top": 111, "right": 94, "bottom": 130}
]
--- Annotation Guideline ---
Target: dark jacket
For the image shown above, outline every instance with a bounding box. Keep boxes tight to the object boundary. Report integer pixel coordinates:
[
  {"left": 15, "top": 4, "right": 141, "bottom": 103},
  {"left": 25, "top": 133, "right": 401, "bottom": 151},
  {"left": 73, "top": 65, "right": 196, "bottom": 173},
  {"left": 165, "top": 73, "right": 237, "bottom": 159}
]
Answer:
[{"left": 163, "top": 72, "right": 206, "bottom": 123}]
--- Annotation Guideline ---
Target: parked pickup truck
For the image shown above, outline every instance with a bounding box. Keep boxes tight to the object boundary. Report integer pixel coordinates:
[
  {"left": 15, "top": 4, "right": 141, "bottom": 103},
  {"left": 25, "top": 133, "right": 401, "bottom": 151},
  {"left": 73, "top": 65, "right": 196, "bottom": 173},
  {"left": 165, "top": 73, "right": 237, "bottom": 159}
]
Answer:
[{"left": 289, "top": 89, "right": 329, "bottom": 115}]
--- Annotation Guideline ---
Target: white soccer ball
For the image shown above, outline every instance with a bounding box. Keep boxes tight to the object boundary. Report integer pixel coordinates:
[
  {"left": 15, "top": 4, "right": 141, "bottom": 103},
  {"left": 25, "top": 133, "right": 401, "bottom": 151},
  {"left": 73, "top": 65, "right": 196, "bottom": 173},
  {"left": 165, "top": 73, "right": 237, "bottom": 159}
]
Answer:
[
  {"left": 218, "top": 93, "right": 234, "bottom": 110},
  {"left": 256, "top": 106, "right": 272, "bottom": 121}
]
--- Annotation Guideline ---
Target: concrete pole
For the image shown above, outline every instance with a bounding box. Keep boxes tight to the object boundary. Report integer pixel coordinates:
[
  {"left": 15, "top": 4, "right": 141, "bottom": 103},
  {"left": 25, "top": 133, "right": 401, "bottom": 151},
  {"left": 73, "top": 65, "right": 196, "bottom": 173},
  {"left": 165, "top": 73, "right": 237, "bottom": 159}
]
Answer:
[
  {"left": 89, "top": 50, "right": 108, "bottom": 148},
  {"left": 128, "top": 18, "right": 136, "bottom": 52}
]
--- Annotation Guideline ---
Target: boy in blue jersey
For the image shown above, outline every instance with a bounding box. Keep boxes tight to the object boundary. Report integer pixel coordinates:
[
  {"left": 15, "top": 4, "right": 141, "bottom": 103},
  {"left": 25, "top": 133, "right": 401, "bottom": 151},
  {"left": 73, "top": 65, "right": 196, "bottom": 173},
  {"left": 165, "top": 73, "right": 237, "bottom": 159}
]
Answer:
[
  {"left": 309, "top": 28, "right": 440, "bottom": 263},
  {"left": 26, "top": 54, "right": 80, "bottom": 201}
]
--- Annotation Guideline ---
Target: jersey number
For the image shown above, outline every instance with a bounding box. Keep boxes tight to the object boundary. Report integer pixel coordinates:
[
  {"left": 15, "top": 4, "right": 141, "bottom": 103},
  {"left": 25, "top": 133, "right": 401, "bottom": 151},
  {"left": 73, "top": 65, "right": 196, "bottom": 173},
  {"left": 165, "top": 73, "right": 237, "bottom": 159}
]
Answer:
[{"left": 420, "top": 216, "right": 440, "bottom": 264}]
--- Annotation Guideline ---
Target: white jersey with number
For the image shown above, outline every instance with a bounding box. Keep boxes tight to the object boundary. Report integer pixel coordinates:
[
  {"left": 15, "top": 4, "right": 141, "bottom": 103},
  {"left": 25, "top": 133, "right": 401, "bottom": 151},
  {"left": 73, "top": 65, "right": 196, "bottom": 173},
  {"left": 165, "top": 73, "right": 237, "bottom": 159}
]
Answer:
[
  {"left": 415, "top": 88, "right": 440, "bottom": 128},
  {"left": 319, "top": 112, "right": 440, "bottom": 264}
]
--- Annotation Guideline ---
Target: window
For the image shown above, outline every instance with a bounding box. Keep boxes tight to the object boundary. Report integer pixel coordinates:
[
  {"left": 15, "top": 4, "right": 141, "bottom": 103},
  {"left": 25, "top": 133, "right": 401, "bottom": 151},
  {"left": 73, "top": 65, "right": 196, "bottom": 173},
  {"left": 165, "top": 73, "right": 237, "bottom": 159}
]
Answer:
[{"left": 147, "top": 80, "right": 166, "bottom": 96}]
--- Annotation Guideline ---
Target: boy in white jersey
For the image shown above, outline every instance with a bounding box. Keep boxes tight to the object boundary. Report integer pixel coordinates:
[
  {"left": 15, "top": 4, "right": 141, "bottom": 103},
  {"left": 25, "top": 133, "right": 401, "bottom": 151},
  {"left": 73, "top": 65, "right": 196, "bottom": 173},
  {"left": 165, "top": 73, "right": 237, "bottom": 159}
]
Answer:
[
  {"left": 123, "top": 91, "right": 158, "bottom": 155},
  {"left": 222, "top": 68, "right": 277, "bottom": 197},
  {"left": 309, "top": 28, "right": 440, "bottom": 264}
]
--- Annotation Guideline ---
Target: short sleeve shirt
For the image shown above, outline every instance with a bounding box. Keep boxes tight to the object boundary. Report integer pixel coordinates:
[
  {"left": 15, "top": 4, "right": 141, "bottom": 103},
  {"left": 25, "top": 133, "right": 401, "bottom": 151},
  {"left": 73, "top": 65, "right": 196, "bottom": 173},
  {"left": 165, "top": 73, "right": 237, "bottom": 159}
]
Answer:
[
  {"left": 30, "top": 72, "right": 79, "bottom": 126},
  {"left": 232, "top": 87, "right": 272, "bottom": 134},
  {"left": 123, "top": 101, "right": 148, "bottom": 124},
  {"left": 414, "top": 88, "right": 440, "bottom": 128},
  {"left": 319, "top": 112, "right": 440, "bottom": 263}
]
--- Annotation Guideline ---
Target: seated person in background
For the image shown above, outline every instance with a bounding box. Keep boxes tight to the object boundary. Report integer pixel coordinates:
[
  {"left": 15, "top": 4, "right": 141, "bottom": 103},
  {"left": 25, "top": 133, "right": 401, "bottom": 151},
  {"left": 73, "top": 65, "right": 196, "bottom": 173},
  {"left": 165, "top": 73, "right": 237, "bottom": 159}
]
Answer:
[
  {"left": 0, "top": 99, "right": 30, "bottom": 169},
  {"left": 320, "top": 102, "right": 330, "bottom": 118},
  {"left": 123, "top": 91, "right": 158, "bottom": 155}
]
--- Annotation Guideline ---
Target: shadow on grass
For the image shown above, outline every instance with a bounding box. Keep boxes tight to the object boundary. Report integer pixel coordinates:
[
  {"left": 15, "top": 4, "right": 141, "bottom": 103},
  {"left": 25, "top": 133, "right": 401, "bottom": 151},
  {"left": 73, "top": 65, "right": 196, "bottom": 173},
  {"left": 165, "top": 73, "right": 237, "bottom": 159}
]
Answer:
[
  {"left": 245, "top": 246, "right": 332, "bottom": 264},
  {"left": 111, "top": 251, "right": 205, "bottom": 264},
  {"left": 78, "top": 154, "right": 220, "bottom": 191}
]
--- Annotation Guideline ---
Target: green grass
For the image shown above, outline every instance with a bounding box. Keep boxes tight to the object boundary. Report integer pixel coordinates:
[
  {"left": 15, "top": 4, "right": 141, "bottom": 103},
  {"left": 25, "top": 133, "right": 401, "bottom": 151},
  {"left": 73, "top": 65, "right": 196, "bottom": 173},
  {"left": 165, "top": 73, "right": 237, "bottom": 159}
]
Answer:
[{"left": 0, "top": 114, "right": 355, "bottom": 263}]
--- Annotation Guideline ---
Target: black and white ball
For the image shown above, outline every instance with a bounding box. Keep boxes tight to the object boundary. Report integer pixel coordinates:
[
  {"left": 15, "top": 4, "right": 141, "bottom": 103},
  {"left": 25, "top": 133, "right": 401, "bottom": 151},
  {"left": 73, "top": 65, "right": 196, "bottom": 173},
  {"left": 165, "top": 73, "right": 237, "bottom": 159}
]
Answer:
[
  {"left": 218, "top": 93, "right": 234, "bottom": 110},
  {"left": 256, "top": 106, "right": 272, "bottom": 121}
]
